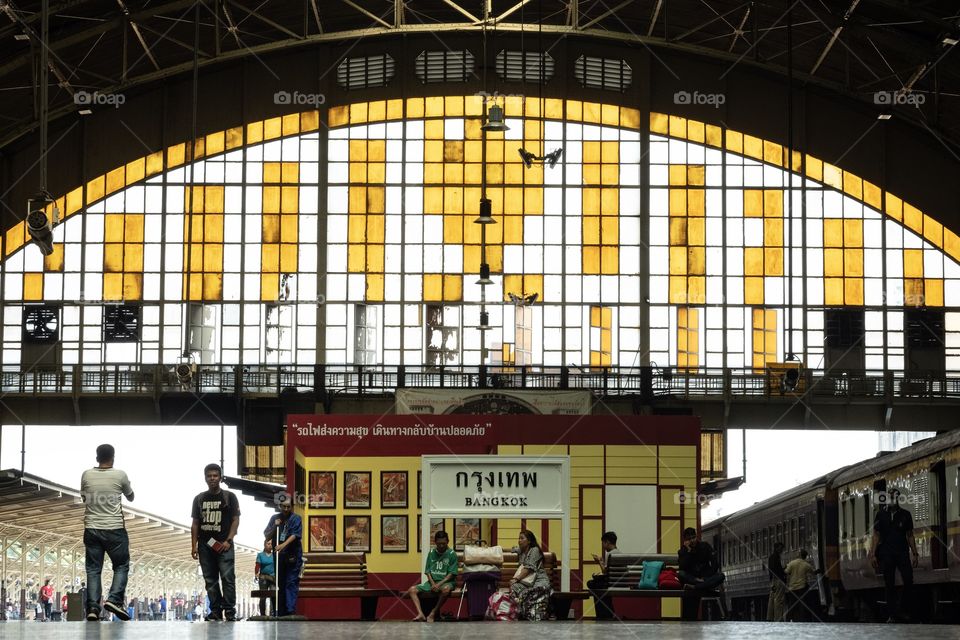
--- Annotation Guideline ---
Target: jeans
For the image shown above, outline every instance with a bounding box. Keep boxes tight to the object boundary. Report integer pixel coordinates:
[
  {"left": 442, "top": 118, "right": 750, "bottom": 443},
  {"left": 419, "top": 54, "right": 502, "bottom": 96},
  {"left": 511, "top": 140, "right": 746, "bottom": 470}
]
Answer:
[
  {"left": 257, "top": 575, "right": 275, "bottom": 616},
  {"left": 197, "top": 543, "right": 236, "bottom": 618},
  {"left": 277, "top": 552, "right": 302, "bottom": 616},
  {"left": 84, "top": 528, "right": 130, "bottom": 614},
  {"left": 880, "top": 552, "right": 913, "bottom": 620},
  {"left": 42, "top": 602, "right": 51, "bottom": 620},
  {"left": 678, "top": 571, "right": 725, "bottom": 621}
]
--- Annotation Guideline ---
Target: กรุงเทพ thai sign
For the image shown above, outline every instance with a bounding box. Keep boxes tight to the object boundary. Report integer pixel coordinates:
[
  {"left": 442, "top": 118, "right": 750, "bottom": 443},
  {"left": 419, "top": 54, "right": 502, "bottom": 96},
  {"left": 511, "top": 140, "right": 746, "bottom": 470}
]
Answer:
[{"left": 424, "top": 457, "right": 566, "bottom": 516}]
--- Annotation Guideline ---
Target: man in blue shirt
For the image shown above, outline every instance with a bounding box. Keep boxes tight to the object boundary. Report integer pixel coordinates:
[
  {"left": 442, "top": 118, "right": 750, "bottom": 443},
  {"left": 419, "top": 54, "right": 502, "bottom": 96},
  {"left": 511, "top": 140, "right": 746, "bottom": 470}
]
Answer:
[{"left": 264, "top": 494, "right": 302, "bottom": 616}]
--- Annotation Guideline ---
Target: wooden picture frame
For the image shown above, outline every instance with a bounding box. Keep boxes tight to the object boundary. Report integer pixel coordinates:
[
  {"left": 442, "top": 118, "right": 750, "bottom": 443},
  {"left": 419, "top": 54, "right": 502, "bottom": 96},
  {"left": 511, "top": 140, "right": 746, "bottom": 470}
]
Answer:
[
  {"left": 454, "top": 518, "right": 481, "bottom": 551},
  {"left": 380, "top": 471, "right": 408, "bottom": 508},
  {"left": 343, "top": 471, "right": 371, "bottom": 508},
  {"left": 343, "top": 515, "right": 371, "bottom": 552},
  {"left": 308, "top": 471, "right": 336, "bottom": 509},
  {"left": 308, "top": 516, "right": 335, "bottom": 552},
  {"left": 381, "top": 515, "right": 408, "bottom": 552}
]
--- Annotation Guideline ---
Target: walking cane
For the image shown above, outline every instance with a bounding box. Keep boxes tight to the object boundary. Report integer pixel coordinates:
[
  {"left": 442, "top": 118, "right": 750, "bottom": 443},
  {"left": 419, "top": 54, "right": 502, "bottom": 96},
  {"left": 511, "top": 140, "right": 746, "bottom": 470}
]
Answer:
[{"left": 272, "top": 515, "right": 281, "bottom": 618}]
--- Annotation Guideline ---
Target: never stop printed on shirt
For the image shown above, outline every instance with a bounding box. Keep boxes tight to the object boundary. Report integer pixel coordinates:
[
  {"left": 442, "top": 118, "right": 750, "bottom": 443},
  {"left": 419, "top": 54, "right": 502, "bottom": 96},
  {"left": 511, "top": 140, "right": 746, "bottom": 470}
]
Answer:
[{"left": 192, "top": 490, "right": 241, "bottom": 543}]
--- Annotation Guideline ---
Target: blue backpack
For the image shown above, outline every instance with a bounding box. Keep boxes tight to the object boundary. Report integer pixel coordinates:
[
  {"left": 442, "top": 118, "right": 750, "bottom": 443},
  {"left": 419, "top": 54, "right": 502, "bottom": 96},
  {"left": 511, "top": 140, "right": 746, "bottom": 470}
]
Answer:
[{"left": 638, "top": 560, "right": 665, "bottom": 589}]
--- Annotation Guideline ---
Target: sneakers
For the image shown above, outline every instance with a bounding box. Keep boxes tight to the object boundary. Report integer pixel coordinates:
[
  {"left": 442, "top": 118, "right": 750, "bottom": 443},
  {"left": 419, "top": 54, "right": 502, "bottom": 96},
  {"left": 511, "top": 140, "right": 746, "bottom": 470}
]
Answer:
[
  {"left": 103, "top": 601, "right": 130, "bottom": 621},
  {"left": 86, "top": 612, "right": 99, "bottom": 621}
]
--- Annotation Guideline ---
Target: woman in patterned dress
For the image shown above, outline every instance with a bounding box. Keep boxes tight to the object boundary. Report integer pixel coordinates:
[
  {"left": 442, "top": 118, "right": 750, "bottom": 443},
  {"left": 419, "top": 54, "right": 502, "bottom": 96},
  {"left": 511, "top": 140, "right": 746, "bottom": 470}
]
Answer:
[{"left": 510, "top": 530, "right": 553, "bottom": 621}]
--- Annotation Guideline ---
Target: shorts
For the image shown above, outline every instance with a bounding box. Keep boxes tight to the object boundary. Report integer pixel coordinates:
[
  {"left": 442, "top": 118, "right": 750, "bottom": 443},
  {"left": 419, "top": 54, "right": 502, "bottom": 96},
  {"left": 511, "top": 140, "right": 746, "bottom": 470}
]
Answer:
[{"left": 416, "top": 580, "right": 453, "bottom": 593}]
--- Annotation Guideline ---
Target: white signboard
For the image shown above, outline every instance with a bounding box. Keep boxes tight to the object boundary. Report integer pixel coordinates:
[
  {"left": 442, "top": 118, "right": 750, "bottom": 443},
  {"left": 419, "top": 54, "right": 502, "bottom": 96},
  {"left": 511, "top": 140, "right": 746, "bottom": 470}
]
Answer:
[
  {"left": 421, "top": 455, "right": 571, "bottom": 590},
  {"left": 396, "top": 389, "right": 592, "bottom": 415}
]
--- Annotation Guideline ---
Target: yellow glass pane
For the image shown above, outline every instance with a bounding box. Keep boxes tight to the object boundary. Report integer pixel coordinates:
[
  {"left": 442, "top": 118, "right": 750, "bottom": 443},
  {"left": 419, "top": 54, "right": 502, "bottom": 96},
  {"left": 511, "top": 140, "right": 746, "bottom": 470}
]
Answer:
[
  {"left": 725, "top": 130, "right": 743, "bottom": 154},
  {"left": 688, "top": 276, "right": 705, "bottom": 303},
  {"left": 423, "top": 274, "right": 443, "bottom": 301},
  {"left": 365, "top": 273, "right": 384, "bottom": 302},
  {"left": 599, "top": 188, "right": 618, "bottom": 216},
  {"left": 843, "top": 171, "right": 863, "bottom": 199},
  {"left": 863, "top": 181, "right": 882, "bottom": 209},
  {"left": 650, "top": 112, "right": 669, "bottom": 134},
  {"left": 246, "top": 121, "right": 265, "bottom": 145},
  {"left": 904, "top": 278, "right": 924, "bottom": 306},
  {"left": 743, "top": 135, "right": 763, "bottom": 160},
  {"left": 687, "top": 165, "right": 705, "bottom": 186},
  {"left": 669, "top": 189, "right": 687, "bottom": 216},
  {"left": 105, "top": 167, "right": 125, "bottom": 195},
  {"left": 601, "top": 216, "right": 619, "bottom": 245},
  {"left": 885, "top": 193, "right": 903, "bottom": 221},
  {"left": 102, "top": 273, "right": 122, "bottom": 301},
  {"left": 280, "top": 244, "right": 298, "bottom": 272},
  {"left": 705, "top": 124, "right": 723, "bottom": 147},
  {"left": 687, "top": 120, "right": 705, "bottom": 144},
  {"left": 601, "top": 246, "right": 619, "bottom": 274},
  {"left": 743, "top": 190, "right": 763, "bottom": 217},
  {"left": 763, "top": 140, "right": 782, "bottom": 166},
  {"left": 670, "top": 247, "right": 688, "bottom": 275},
  {"left": 823, "top": 219, "right": 843, "bottom": 247},
  {"left": 443, "top": 274, "right": 463, "bottom": 301},
  {"left": 203, "top": 244, "right": 222, "bottom": 271},
  {"left": 744, "top": 247, "right": 764, "bottom": 276},
  {"left": 262, "top": 244, "right": 280, "bottom": 272},
  {"left": 281, "top": 114, "right": 299, "bottom": 136},
  {"left": 185, "top": 273, "right": 203, "bottom": 301},
  {"left": 903, "top": 249, "right": 923, "bottom": 278},
  {"left": 923, "top": 215, "right": 943, "bottom": 247},
  {"left": 843, "top": 219, "right": 863, "bottom": 247},
  {"left": 103, "top": 214, "right": 124, "bottom": 243},
  {"left": 124, "top": 214, "right": 144, "bottom": 242},
  {"left": 583, "top": 217, "right": 601, "bottom": 245},
  {"left": 668, "top": 165, "right": 687, "bottom": 186},
  {"left": 444, "top": 215, "right": 463, "bottom": 243},
  {"left": 822, "top": 163, "right": 843, "bottom": 190},
  {"left": 347, "top": 245, "right": 365, "bottom": 272},
  {"left": 503, "top": 216, "right": 523, "bottom": 244},
  {"left": 687, "top": 189, "right": 705, "bottom": 216},
  {"left": 65, "top": 187, "right": 83, "bottom": 216},
  {"left": 945, "top": 230, "right": 960, "bottom": 262},
  {"left": 263, "top": 116, "right": 283, "bottom": 140},
  {"left": 367, "top": 101, "right": 386, "bottom": 122},
  {"left": 103, "top": 244, "right": 124, "bottom": 272},
  {"left": 280, "top": 215, "right": 298, "bottom": 244},
  {"left": 925, "top": 278, "right": 944, "bottom": 306},
  {"left": 86, "top": 176, "right": 105, "bottom": 205},
  {"left": 765, "top": 219, "right": 783, "bottom": 246},
  {"left": 744, "top": 277, "right": 764, "bottom": 304},
  {"left": 668, "top": 115, "right": 686, "bottom": 138},
  {"left": 903, "top": 204, "right": 923, "bottom": 235},
  {"left": 824, "top": 248, "right": 844, "bottom": 277},
  {"left": 201, "top": 273, "right": 222, "bottom": 300},
  {"left": 764, "top": 190, "right": 783, "bottom": 217},
  {"left": 844, "top": 249, "right": 863, "bottom": 277},
  {"left": 365, "top": 244, "right": 384, "bottom": 272},
  {"left": 824, "top": 278, "right": 844, "bottom": 305},
  {"left": 687, "top": 247, "right": 705, "bottom": 275},
  {"left": 583, "top": 189, "right": 601, "bottom": 215},
  {"left": 601, "top": 164, "right": 619, "bottom": 185},
  {"left": 43, "top": 244, "right": 64, "bottom": 272},
  {"left": 262, "top": 215, "right": 280, "bottom": 243},
  {"left": 669, "top": 218, "right": 687, "bottom": 245},
  {"left": 145, "top": 151, "right": 164, "bottom": 177},
  {"left": 260, "top": 273, "right": 279, "bottom": 301},
  {"left": 764, "top": 248, "right": 783, "bottom": 275},
  {"left": 669, "top": 275, "right": 687, "bottom": 304},
  {"left": 582, "top": 246, "right": 601, "bottom": 275},
  {"left": 122, "top": 273, "right": 142, "bottom": 300},
  {"left": 124, "top": 245, "right": 143, "bottom": 272},
  {"left": 367, "top": 187, "right": 385, "bottom": 214},
  {"left": 844, "top": 278, "right": 863, "bottom": 305}
]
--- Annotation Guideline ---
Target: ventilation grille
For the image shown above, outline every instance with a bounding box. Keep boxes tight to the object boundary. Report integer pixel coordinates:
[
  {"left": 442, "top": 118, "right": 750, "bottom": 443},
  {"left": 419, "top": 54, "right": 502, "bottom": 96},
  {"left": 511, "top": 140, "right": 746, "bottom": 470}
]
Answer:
[
  {"left": 415, "top": 50, "right": 474, "bottom": 84},
  {"left": 104, "top": 304, "right": 141, "bottom": 342},
  {"left": 337, "top": 54, "right": 396, "bottom": 90},
  {"left": 825, "top": 309, "right": 865, "bottom": 348},
  {"left": 495, "top": 50, "right": 554, "bottom": 83},
  {"left": 23, "top": 305, "right": 59, "bottom": 343},
  {"left": 905, "top": 309, "right": 944, "bottom": 348},
  {"left": 574, "top": 55, "right": 633, "bottom": 92}
]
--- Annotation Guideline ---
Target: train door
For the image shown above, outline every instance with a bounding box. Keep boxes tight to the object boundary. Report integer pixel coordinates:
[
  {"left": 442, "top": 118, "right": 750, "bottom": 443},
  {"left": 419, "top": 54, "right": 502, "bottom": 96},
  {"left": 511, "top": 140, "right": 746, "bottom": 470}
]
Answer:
[{"left": 930, "top": 461, "right": 948, "bottom": 570}]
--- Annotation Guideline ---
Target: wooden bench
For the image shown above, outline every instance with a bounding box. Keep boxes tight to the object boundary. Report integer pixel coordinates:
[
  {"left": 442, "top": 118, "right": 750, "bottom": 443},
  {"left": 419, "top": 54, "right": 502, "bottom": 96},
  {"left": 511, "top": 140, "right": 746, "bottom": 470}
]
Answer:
[
  {"left": 251, "top": 552, "right": 395, "bottom": 620},
  {"left": 411, "top": 551, "right": 588, "bottom": 620},
  {"left": 594, "top": 553, "right": 726, "bottom": 619}
]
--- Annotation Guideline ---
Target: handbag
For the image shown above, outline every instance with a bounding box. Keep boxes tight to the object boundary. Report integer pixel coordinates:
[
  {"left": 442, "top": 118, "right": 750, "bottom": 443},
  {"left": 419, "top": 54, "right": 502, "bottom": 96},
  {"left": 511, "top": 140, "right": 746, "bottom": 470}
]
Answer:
[
  {"left": 464, "top": 544, "right": 503, "bottom": 566},
  {"left": 638, "top": 560, "right": 665, "bottom": 589},
  {"left": 513, "top": 565, "right": 536, "bottom": 587}
]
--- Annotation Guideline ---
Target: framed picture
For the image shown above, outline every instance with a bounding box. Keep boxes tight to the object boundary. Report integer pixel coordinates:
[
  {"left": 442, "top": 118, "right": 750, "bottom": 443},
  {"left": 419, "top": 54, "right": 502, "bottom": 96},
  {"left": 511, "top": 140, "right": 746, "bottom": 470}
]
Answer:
[
  {"left": 381, "top": 515, "right": 408, "bottom": 552},
  {"left": 454, "top": 518, "right": 481, "bottom": 551},
  {"left": 308, "top": 516, "right": 335, "bottom": 552},
  {"left": 308, "top": 471, "right": 335, "bottom": 509},
  {"left": 343, "top": 515, "right": 371, "bottom": 552},
  {"left": 343, "top": 471, "right": 371, "bottom": 508},
  {"left": 380, "top": 471, "right": 408, "bottom": 508}
]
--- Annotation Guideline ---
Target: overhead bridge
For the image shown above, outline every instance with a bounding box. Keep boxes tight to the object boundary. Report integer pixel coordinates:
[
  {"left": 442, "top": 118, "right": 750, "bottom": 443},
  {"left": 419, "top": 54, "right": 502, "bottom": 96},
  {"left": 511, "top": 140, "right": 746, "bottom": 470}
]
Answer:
[{"left": 0, "top": 364, "right": 956, "bottom": 430}]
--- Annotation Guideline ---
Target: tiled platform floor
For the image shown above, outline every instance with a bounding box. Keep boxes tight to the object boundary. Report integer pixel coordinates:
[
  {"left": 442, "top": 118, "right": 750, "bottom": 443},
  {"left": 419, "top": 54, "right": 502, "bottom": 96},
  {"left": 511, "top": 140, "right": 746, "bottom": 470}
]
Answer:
[{"left": 1, "top": 621, "right": 959, "bottom": 640}]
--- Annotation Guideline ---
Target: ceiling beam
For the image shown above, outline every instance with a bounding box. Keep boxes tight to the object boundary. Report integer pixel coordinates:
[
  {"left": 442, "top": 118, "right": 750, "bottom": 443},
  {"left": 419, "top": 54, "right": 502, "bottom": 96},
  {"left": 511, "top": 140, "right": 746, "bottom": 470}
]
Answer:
[
  {"left": 810, "top": 0, "right": 861, "bottom": 76},
  {"left": 339, "top": 0, "right": 392, "bottom": 29}
]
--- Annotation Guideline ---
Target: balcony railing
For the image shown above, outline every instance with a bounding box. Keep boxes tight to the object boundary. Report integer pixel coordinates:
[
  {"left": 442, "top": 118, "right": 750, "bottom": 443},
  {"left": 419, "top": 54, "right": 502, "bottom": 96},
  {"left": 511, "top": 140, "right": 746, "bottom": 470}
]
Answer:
[{"left": 2, "top": 364, "right": 960, "bottom": 401}]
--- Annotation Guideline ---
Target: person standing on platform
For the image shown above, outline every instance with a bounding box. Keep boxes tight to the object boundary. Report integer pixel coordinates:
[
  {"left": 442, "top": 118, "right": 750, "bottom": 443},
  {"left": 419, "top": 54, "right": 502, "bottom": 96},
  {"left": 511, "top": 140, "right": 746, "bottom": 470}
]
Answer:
[
  {"left": 587, "top": 531, "right": 620, "bottom": 620},
  {"left": 406, "top": 530, "right": 458, "bottom": 622},
  {"left": 39, "top": 579, "right": 53, "bottom": 621},
  {"left": 191, "top": 463, "right": 241, "bottom": 622},
  {"left": 263, "top": 494, "right": 303, "bottom": 617},
  {"left": 870, "top": 487, "right": 918, "bottom": 623},
  {"left": 255, "top": 539, "right": 276, "bottom": 616},
  {"left": 81, "top": 444, "right": 134, "bottom": 621},
  {"left": 766, "top": 541, "right": 787, "bottom": 621},
  {"left": 784, "top": 549, "right": 817, "bottom": 622}
]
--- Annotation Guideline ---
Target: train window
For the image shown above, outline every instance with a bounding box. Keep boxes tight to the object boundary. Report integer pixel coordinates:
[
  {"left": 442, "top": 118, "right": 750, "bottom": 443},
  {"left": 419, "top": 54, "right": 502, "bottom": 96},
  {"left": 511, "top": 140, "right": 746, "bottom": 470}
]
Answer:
[
  {"left": 949, "top": 465, "right": 959, "bottom": 522},
  {"left": 798, "top": 515, "right": 806, "bottom": 550},
  {"left": 776, "top": 522, "right": 783, "bottom": 545},
  {"left": 763, "top": 528, "right": 769, "bottom": 556},
  {"left": 791, "top": 519, "right": 797, "bottom": 549}
]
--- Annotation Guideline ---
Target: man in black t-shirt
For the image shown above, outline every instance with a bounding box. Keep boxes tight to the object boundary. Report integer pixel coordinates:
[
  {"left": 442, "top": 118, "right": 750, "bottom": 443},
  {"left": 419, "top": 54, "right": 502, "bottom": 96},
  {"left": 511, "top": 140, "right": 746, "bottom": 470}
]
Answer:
[
  {"left": 870, "top": 488, "right": 918, "bottom": 622},
  {"left": 678, "top": 528, "right": 725, "bottom": 620},
  {"left": 191, "top": 463, "right": 241, "bottom": 621}
]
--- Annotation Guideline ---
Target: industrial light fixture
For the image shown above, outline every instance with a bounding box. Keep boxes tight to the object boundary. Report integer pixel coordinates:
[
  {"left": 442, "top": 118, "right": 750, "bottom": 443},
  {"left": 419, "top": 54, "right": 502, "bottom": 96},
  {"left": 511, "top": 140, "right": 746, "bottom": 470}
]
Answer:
[
  {"left": 14, "top": 33, "right": 29, "bottom": 41},
  {"left": 174, "top": 354, "right": 197, "bottom": 388},
  {"left": 26, "top": 192, "right": 58, "bottom": 256},
  {"left": 481, "top": 103, "right": 509, "bottom": 132},
  {"left": 518, "top": 147, "right": 563, "bottom": 169},
  {"left": 877, "top": 113, "right": 892, "bottom": 121},
  {"left": 478, "top": 310, "right": 491, "bottom": 331},
  {"left": 943, "top": 36, "right": 959, "bottom": 46},
  {"left": 474, "top": 197, "right": 495, "bottom": 225}
]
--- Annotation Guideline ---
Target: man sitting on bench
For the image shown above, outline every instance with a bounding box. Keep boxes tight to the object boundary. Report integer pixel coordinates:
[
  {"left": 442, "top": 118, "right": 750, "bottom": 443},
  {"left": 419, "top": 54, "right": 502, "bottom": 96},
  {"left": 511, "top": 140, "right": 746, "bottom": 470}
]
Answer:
[
  {"left": 678, "top": 527, "right": 725, "bottom": 620},
  {"left": 406, "top": 530, "right": 458, "bottom": 622}
]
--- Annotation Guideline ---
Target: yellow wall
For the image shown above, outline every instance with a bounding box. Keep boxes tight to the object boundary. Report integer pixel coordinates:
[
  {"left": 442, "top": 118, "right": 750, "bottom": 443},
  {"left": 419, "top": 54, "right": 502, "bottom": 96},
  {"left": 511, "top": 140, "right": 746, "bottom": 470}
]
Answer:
[{"left": 298, "top": 443, "right": 699, "bottom": 576}]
